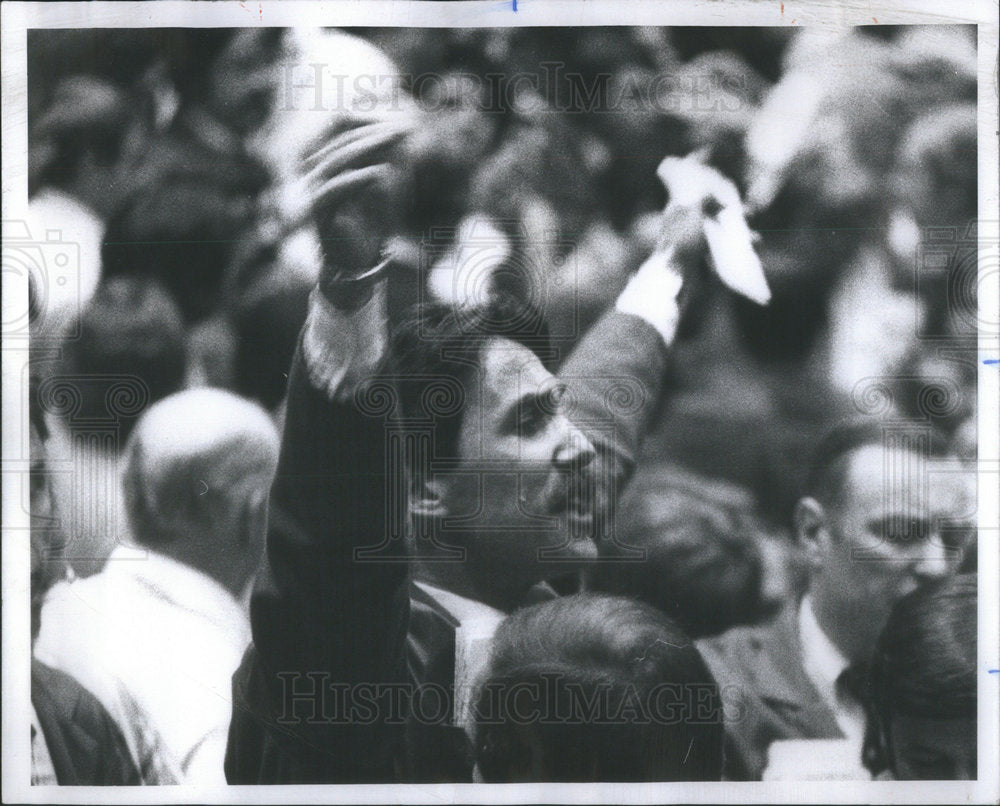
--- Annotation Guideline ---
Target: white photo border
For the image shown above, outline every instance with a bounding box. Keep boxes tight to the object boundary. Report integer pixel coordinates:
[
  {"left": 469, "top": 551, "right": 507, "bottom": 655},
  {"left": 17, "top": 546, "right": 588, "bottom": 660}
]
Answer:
[{"left": 2, "top": 1, "right": 997, "bottom": 803}]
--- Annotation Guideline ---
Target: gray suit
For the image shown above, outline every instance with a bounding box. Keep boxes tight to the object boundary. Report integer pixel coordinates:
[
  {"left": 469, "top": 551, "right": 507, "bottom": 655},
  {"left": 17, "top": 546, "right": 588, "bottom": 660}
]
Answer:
[{"left": 697, "top": 603, "right": 843, "bottom": 780}]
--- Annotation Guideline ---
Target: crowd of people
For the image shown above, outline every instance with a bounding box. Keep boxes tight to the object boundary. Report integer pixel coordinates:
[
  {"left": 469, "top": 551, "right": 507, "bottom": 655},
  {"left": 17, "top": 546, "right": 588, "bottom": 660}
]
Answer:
[{"left": 23, "top": 24, "right": 978, "bottom": 785}]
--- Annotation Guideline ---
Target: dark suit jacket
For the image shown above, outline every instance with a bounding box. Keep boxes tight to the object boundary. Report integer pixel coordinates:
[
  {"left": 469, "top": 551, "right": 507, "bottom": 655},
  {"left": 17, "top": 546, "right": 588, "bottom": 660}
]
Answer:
[
  {"left": 31, "top": 660, "right": 141, "bottom": 785},
  {"left": 696, "top": 603, "right": 843, "bottom": 781},
  {"left": 225, "top": 307, "right": 670, "bottom": 784}
]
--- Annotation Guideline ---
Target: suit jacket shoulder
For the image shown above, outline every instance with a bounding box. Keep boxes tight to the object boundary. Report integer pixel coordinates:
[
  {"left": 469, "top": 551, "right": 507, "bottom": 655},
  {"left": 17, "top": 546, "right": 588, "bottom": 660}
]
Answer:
[
  {"left": 696, "top": 604, "right": 841, "bottom": 780},
  {"left": 31, "top": 660, "right": 141, "bottom": 785}
]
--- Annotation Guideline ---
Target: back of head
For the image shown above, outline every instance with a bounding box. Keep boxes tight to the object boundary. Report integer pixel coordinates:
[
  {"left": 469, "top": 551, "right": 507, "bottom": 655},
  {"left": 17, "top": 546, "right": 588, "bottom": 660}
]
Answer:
[
  {"left": 866, "top": 574, "right": 977, "bottom": 776},
  {"left": 121, "top": 388, "right": 279, "bottom": 569},
  {"left": 474, "top": 593, "right": 724, "bottom": 782},
  {"left": 101, "top": 179, "right": 247, "bottom": 322},
  {"left": 58, "top": 276, "right": 187, "bottom": 443},
  {"left": 233, "top": 276, "right": 312, "bottom": 411},
  {"left": 593, "top": 465, "right": 767, "bottom": 638}
]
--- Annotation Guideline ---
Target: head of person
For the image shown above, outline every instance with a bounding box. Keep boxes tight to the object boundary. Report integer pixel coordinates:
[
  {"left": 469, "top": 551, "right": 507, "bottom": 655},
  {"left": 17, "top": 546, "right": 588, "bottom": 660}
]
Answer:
[
  {"left": 592, "top": 465, "right": 789, "bottom": 638},
  {"left": 57, "top": 276, "right": 187, "bottom": 444},
  {"left": 793, "top": 418, "right": 974, "bottom": 665},
  {"left": 29, "top": 75, "right": 145, "bottom": 217},
  {"left": 865, "top": 574, "right": 977, "bottom": 780},
  {"left": 473, "top": 593, "right": 724, "bottom": 782},
  {"left": 390, "top": 298, "right": 597, "bottom": 609},
  {"left": 120, "top": 389, "right": 280, "bottom": 596},
  {"left": 233, "top": 275, "right": 312, "bottom": 414},
  {"left": 101, "top": 178, "right": 248, "bottom": 323},
  {"left": 164, "top": 28, "right": 283, "bottom": 136}
]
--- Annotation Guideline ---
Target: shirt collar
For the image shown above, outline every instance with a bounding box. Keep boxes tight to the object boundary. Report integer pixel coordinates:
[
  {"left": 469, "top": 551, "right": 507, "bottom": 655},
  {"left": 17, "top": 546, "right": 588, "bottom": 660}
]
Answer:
[
  {"left": 798, "top": 593, "right": 851, "bottom": 711},
  {"left": 411, "top": 579, "right": 507, "bottom": 628},
  {"left": 103, "top": 545, "right": 249, "bottom": 643}
]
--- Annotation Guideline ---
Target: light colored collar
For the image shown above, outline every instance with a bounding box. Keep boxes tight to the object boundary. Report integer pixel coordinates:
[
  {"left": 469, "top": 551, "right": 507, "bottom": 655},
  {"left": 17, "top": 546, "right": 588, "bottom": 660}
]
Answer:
[
  {"left": 411, "top": 579, "right": 507, "bottom": 628},
  {"left": 798, "top": 594, "right": 850, "bottom": 713},
  {"left": 103, "top": 545, "right": 249, "bottom": 642},
  {"left": 412, "top": 580, "right": 507, "bottom": 734}
]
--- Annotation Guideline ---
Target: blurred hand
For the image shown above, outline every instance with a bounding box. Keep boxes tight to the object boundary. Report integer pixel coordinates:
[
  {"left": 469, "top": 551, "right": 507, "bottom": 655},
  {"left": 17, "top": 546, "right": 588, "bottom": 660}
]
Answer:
[
  {"left": 657, "top": 153, "right": 770, "bottom": 307},
  {"left": 301, "top": 111, "right": 416, "bottom": 299}
]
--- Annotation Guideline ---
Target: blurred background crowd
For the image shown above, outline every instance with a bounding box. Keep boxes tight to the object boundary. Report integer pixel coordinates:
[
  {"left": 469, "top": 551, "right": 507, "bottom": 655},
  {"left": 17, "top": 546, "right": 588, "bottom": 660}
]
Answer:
[{"left": 21, "top": 24, "right": 979, "bottom": 785}]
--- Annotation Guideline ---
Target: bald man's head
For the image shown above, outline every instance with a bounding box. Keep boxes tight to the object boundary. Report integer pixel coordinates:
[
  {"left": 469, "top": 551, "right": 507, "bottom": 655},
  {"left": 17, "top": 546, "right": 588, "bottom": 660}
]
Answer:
[{"left": 121, "top": 389, "right": 279, "bottom": 587}]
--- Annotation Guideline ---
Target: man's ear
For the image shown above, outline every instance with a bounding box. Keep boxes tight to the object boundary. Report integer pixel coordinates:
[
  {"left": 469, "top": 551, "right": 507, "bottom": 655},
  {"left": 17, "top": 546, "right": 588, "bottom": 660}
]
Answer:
[{"left": 793, "top": 496, "right": 829, "bottom": 567}]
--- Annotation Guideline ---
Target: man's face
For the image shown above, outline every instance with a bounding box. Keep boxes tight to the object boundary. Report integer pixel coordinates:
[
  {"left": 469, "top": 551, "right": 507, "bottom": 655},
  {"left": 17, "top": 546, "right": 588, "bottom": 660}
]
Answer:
[
  {"left": 437, "top": 337, "right": 598, "bottom": 594},
  {"left": 809, "top": 445, "right": 974, "bottom": 657}
]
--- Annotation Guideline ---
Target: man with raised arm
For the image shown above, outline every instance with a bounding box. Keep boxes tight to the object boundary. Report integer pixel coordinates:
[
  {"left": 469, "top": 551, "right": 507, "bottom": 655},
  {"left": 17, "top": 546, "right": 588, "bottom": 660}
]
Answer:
[{"left": 225, "top": 109, "right": 765, "bottom": 783}]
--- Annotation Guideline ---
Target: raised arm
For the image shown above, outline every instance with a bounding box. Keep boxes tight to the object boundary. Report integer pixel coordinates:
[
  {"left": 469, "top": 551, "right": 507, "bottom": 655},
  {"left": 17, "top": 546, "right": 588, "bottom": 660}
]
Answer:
[
  {"left": 559, "top": 158, "right": 767, "bottom": 550},
  {"left": 226, "top": 113, "right": 414, "bottom": 783},
  {"left": 558, "top": 198, "right": 706, "bottom": 489}
]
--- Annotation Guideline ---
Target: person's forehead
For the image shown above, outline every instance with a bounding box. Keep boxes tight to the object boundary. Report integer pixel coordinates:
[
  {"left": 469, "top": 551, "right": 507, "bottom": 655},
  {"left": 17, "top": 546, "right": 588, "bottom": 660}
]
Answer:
[
  {"left": 841, "top": 444, "right": 967, "bottom": 511},
  {"left": 477, "top": 337, "right": 552, "bottom": 397}
]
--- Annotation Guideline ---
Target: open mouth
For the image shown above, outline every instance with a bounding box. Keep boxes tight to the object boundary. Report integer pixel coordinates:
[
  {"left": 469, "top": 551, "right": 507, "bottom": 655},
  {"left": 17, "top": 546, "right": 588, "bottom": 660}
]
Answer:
[{"left": 555, "top": 472, "right": 597, "bottom": 539}]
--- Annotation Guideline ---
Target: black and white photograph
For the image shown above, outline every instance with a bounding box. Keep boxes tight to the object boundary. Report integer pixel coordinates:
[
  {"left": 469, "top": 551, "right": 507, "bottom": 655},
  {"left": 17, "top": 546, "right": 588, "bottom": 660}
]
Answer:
[{"left": 2, "top": 1, "right": 998, "bottom": 802}]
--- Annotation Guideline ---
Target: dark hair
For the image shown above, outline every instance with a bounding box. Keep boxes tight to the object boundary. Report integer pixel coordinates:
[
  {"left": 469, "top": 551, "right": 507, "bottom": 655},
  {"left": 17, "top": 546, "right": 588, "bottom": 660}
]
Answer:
[
  {"left": 388, "top": 296, "right": 553, "bottom": 472},
  {"left": 474, "top": 594, "right": 724, "bottom": 782},
  {"left": 160, "top": 28, "right": 284, "bottom": 105},
  {"left": 591, "top": 466, "right": 767, "bottom": 638},
  {"left": 101, "top": 178, "right": 247, "bottom": 322},
  {"left": 806, "top": 418, "right": 953, "bottom": 507},
  {"left": 57, "top": 276, "right": 186, "bottom": 442},
  {"left": 864, "top": 573, "right": 977, "bottom": 776},
  {"left": 30, "top": 76, "right": 133, "bottom": 193},
  {"left": 160, "top": 28, "right": 239, "bottom": 103}
]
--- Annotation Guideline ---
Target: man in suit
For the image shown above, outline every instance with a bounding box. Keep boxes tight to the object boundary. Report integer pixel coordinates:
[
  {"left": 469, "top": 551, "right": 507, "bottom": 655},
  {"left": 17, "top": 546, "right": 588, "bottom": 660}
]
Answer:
[
  {"left": 697, "top": 419, "right": 975, "bottom": 780},
  {"left": 224, "top": 106, "right": 758, "bottom": 782}
]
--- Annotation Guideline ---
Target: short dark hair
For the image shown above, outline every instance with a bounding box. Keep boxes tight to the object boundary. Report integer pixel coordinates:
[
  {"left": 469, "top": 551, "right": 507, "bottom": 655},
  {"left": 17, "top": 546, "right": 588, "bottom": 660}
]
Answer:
[
  {"left": 864, "top": 573, "right": 977, "bottom": 776},
  {"left": 389, "top": 296, "right": 553, "bottom": 471},
  {"left": 806, "top": 418, "right": 953, "bottom": 507},
  {"left": 101, "top": 179, "right": 247, "bottom": 322},
  {"left": 160, "top": 28, "right": 284, "bottom": 105},
  {"left": 474, "top": 594, "right": 724, "bottom": 782},
  {"left": 57, "top": 276, "right": 187, "bottom": 443},
  {"left": 30, "top": 75, "right": 133, "bottom": 193},
  {"left": 591, "top": 465, "right": 767, "bottom": 638},
  {"left": 160, "top": 28, "right": 239, "bottom": 103}
]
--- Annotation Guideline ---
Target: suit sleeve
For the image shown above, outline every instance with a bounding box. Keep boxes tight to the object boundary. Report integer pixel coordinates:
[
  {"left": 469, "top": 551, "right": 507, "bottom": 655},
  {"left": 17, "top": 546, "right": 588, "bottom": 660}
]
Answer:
[
  {"left": 226, "top": 285, "right": 409, "bottom": 783},
  {"left": 558, "top": 309, "right": 669, "bottom": 536}
]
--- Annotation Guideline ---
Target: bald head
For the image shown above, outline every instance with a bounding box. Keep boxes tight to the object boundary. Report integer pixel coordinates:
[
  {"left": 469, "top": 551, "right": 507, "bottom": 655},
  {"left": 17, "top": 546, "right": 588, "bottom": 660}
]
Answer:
[{"left": 122, "top": 389, "right": 279, "bottom": 585}]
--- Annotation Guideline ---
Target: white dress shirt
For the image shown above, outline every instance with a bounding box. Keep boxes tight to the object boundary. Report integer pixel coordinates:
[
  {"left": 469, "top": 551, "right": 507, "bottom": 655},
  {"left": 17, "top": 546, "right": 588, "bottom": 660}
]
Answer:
[
  {"left": 411, "top": 580, "right": 507, "bottom": 736},
  {"left": 798, "top": 595, "right": 867, "bottom": 747},
  {"left": 34, "top": 546, "right": 252, "bottom": 784}
]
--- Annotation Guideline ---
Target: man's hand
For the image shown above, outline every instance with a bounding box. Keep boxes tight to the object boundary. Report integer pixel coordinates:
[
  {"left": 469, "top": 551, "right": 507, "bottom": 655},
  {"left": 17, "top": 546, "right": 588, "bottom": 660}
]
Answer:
[
  {"left": 302, "top": 111, "right": 416, "bottom": 307},
  {"left": 616, "top": 154, "right": 768, "bottom": 344},
  {"left": 657, "top": 154, "right": 770, "bottom": 306},
  {"left": 615, "top": 193, "right": 707, "bottom": 345}
]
